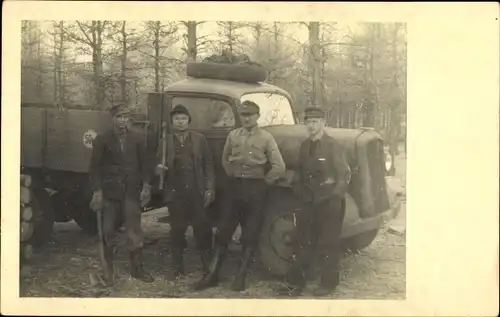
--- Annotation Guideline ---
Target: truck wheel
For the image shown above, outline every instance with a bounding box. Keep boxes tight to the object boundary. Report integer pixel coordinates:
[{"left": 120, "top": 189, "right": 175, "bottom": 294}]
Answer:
[
  {"left": 259, "top": 192, "right": 301, "bottom": 277},
  {"left": 342, "top": 228, "right": 380, "bottom": 252},
  {"left": 28, "top": 182, "right": 55, "bottom": 246},
  {"left": 71, "top": 188, "right": 98, "bottom": 235}
]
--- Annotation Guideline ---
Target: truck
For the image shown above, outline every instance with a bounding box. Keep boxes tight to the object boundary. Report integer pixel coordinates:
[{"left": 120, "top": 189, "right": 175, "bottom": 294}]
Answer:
[{"left": 20, "top": 59, "right": 402, "bottom": 276}]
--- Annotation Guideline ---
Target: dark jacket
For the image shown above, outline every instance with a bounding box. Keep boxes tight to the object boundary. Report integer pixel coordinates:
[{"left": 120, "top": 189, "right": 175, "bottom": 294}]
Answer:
[
  {"left": 89, "top": 129, "right": 153, "bottom": 200},
  {"left": 293, "top": 132, "right": 351, "bottom": 203},
  {"left": 162, "top": 131, "right": 215, "bottom": 202}
]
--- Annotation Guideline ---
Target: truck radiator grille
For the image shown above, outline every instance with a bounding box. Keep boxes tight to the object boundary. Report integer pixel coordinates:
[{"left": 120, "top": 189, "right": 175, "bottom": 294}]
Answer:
[{"left": 366, "top": 139, "right": 391, "bottom": 214}]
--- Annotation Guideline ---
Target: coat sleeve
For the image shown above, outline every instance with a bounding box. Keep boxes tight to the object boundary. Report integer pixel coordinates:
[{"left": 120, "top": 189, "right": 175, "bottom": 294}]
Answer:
[
  {"left": 201, "top": 135, "right": 215, "bottom": 191},
  {"left": 89, "top": 135, "right": 104, "bottom": 193},
  {"left": 292, "top": 142, "right": 305, "bottom": 198},
  {"left": 221, "top": 131, "right": 233, "bottom": 177},
  {"left": 330, "top": 138, "right": 350, "bottom": 197},
  {"left": 264, "top": 133, "right": 286, "bottom": 184},
  {"left": 137, "top": 134, "right": 153, "bottom": 188}
]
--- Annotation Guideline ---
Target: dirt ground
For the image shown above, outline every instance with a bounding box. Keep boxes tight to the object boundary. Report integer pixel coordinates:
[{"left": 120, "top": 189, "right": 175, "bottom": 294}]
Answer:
[{"left": 19, "top": 148, "right": 406, "bottom": 300}]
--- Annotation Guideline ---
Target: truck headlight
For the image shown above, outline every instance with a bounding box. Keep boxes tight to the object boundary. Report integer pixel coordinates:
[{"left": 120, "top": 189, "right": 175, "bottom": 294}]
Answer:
[{"left": 385, "top": 150, "right": 393, "bottom": 172}]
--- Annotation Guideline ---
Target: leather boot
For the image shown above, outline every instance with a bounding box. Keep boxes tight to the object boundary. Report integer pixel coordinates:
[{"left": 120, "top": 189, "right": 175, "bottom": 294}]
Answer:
[
  {"left": 312, "top": 271, "right": 339, "bottom": 297},
  {"left": 167, "top": 247, "right": 185, "bottom": 280},
  {"left": 192, "top": 245, "right": 226, "bottom": 291},
  {"left": 200, "top": 249, "right": 212, "bottom": 276},
  {"left": 275, "top": 262, "right": 306, "bottom": 297},
  {"left": 129, "top": 249, "right": 154, "bottom": 283},
  {"left": 102, "top": 246, "right": 115, "bottom": 287},
  {"left": 231, "top": 247, "right": 253, "bottom": 292}
]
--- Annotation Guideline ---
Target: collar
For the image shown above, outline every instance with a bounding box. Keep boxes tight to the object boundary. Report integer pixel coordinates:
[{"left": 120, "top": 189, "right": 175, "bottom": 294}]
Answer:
[
  {"left": 174, "top": 130, "right": 190, "bottom": 142},
  {"left": 113, "top": 125, "right": 128, "bottom": 137},
  {"left": 309, "top": 130, "right": 325, "bottom": 142},
  {"left": 240, "top": 125, "right": 259, "bottom": 136}
]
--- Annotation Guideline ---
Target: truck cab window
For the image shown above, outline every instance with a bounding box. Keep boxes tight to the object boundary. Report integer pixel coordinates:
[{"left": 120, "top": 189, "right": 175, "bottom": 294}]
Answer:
[
  {"left": 240, "top": 93, "right": 296, "bottom": 127},
  {"left": 171, "top": 97, "right": 235, "bottom": 130}
]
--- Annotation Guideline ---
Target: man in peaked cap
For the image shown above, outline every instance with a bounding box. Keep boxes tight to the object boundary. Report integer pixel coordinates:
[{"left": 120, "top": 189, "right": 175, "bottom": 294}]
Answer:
[
  {"left": 277, "top": 106, "right": 351, "bottom": 297},
  {"left": 88, "top": 102, "right": 155, "bottom": 285},
  {"left": 194, "top": 100, "right": 286, "bottom": 292},
  {"left": 156, "top": 104, "right": 215, "bottom": 280}
]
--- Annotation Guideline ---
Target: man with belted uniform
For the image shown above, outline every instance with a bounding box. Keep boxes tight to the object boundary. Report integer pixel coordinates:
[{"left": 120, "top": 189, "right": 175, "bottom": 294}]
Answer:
[
  {"left": 89, "top": 103, "right": 154, "bottom": 285},
  {"left": 156, "top": 104, "right": 215, "bottom": 280},
  {"left": 277, "top": 106, "right": 351, "bottom": 297},
  {"left": 194, "top": 100, "right": 286, "bottom": 292}
]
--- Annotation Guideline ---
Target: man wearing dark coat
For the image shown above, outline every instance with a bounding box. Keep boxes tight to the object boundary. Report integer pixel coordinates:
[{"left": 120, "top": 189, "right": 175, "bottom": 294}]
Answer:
[
  {"left": 156, "top": 104, "right": 216, "bottom": 280},
  {"left": 277, "top": 106, "right": 351, "bottom": 297},
  {"left": 89, "top": 103, "right": 154, "bottom": 285}
]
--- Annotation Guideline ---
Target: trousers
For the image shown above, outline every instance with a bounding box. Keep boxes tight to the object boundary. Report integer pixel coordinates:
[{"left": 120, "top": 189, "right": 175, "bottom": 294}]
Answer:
[
  {"left": 215, "top": 178, "right": 268, "bottom": 249},
  {"left": 286, "top": 196, "right": 345, "bottom": 286},
  {"left": 102, "top": 194, "right": 144, "bottom": 251},
  {"left": 167, "top": 191, "right": 213, "bottom": 251}
]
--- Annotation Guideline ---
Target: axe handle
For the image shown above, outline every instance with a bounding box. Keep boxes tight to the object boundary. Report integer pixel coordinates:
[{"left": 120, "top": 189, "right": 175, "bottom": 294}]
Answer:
[
  {"left": 158, "top": 124, "right": 167, "bottom": 190},
  {"left": 96, "top": 208, "right": 110, "bottom": 278}
]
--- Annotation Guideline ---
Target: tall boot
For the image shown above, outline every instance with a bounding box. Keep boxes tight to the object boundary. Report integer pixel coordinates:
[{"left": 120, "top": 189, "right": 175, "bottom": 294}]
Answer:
[
  {"left": 192, "top": 244, "right": 226, "bottom": 291},
  {"left": 275, "top": 262, "right": 306, "bottom": 297},
  {"left": 200, "top": 249, "right": 212, "bottom": 276},
  {"left": 102, "top": 246, "right": 115, "bottom": 287},
  {"left": 313, "top": 253, "right": 340, "bottom": 297},
  {"left": 129, "top": 248, "right": 154, "bottom": 283},
  {"left": 231, "top": 247, "right": 253, "bottom": 292},
  {"left": 167, "top": 247, "right": 185, "bottom": 280},
  {"left": 312, "top": 271, "right": 339, "bottom": 297}
]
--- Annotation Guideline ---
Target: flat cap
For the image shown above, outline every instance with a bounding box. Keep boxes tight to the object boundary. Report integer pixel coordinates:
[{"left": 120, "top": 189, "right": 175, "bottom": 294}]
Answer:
[
  {"left": 170, "top": 104, "right": 191, "bottom": 118},
  {"left": 109, "top": 103, "right": 131, "bottom": 117},
  {"left": 304, "top": 106, "right": 326, "bottom": 120},
  {"left": 238, "top": 100, "right": 260, "bottom": 115}
]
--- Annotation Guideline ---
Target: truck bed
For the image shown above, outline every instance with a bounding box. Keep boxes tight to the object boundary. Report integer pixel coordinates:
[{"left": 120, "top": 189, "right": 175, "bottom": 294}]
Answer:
[{"left": 21, "top": 106, "right": 110, "bottom": 173}]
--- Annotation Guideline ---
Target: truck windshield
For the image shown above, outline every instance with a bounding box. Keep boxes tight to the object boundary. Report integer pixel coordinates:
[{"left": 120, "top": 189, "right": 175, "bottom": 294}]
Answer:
[
  {"left": 241, "top": 92, "right": 295, "bottom": 127},
  {"left": 171, "top": 92, "right": 295, "bottom": 130},
  {"left": 171, "top": 96, "right": 236, "bottom": 130}
]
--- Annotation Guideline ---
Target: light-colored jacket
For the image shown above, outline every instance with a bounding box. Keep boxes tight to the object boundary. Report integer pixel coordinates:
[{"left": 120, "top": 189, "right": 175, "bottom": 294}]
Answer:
[{"left": 222, "top": 126, "right": 286, "bottom": 184}]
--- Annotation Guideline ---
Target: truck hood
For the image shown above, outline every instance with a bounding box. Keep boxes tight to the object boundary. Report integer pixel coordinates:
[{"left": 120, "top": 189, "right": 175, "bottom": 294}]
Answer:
[{"left": 262, "top": 124, "right": 369, "bottom": 170}]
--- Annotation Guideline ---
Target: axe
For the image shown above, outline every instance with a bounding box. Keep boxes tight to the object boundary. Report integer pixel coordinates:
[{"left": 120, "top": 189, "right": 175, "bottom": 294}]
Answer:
[
  {"left": 95, "top": 207, "right": 111, "bottom": 286},
  {"left": 158, "top": 122, "right": 168, "bottom": 190}
]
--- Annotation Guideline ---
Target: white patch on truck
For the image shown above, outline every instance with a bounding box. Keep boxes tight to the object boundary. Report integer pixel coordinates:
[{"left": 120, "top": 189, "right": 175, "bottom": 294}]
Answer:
[{"left": 83, "top": 130, "right": 97, "bottom": 149}]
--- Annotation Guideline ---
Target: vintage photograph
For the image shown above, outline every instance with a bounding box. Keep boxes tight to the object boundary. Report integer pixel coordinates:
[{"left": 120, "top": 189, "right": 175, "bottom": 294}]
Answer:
[{"left": 19, "top": 20, "right": 407, "bottom": 299}]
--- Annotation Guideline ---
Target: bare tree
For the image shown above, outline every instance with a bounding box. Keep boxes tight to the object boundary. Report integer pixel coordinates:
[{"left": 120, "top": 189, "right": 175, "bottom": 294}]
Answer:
[
  {"left": 63, "top": 21, "right": 111, "bottom": 109},
  {"left": 47, "top": 20, "right": 70, "bottom": 108},
  {"left": 308, "top": 22, "right": 322, "bottom": 107},
  {"left": 141, "top": 21, "right": 181, "bottom": 92},
  {"left": 216, "top": 21, "right": 247, "bottom": 54}
]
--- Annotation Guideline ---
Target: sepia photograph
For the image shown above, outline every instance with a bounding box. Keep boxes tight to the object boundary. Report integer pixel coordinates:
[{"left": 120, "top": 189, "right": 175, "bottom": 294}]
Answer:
[
  {"left": 18, "top": 19, "right": 407, "bottom": 300},
  {"left": 3, "top": 2, "right": 498, "bottom": 316}
]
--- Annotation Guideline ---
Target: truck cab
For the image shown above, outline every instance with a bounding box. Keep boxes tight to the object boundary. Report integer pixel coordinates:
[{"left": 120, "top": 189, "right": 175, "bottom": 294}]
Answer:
[{"left": 146, "top": 76, "right": 402, "bottom": 276}]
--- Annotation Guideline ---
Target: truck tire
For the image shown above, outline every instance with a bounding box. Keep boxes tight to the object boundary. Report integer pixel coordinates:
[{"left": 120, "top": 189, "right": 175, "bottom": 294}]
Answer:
[
  {"left": 71, "top": 187, "right": 98, "bottom": 235},
  {"left": 187, "top": 62, "right": 267, "bottom": 83},
  {"left": 28, "top": 182, "right": 55, "bottom": 246},
  {"left": 342, "top": 228, "right": 380, "bottom": 252},
  {"left": 258, "top": 190, "right": 301, "bottom": 277}
]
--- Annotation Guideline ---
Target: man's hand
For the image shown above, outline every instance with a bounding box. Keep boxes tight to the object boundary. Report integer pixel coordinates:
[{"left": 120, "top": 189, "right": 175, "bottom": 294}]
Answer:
[
  {"left": 155, "top": 164, "right": 168, "bottom": 176},
  {"left": 204, "top": 189, "right": 215, "bottom": 208},
  {"left": 90, "top": 190, "right": 103, "bottom": 212},
  {"left": 140, "top": 184, "right": 152, "bottom": 208}
]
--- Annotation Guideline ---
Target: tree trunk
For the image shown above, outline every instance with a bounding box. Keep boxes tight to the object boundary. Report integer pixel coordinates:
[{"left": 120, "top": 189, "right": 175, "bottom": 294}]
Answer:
[
  {"left": 120, "top": 21, "right": 128, "bottom": 104},
  {"left": 362, "top": 26, "right": 376, "bottom": 128},
  {"left": 154, "top": 21, "right": 161, "bottom": 92},
  {"left": 308, "top": 22, "right": 322, "bottom": 107},
  {"left": 93, "top": 21, "right": 105, "bottom": 109},
  {"left": 52, "top": 26, "right": 58, "bottom": 107},
  {"left": 389, "top": 23, "right": 401, "bottom": 157},
  {"left": 58, "top": 21, "right": 65, "bottom": 107},
  {"left": 186, "top": 21, "right": 197, "bottom": 62}
]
